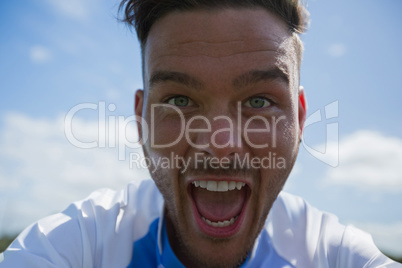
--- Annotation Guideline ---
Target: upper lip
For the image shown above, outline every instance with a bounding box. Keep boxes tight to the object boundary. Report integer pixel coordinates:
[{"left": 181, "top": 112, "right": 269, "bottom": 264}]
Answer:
[{"left": 186, "top": 176, "right": 252, "bottom": 190}]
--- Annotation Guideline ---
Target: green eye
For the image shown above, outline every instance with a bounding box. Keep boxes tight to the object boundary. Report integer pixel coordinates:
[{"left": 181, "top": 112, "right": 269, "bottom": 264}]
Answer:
[
  {"left": 167, "top": 96, "right": 191, "bottom": 107},
  {"left": 245, "top": 97, "right": 271, "bottom": 108}
]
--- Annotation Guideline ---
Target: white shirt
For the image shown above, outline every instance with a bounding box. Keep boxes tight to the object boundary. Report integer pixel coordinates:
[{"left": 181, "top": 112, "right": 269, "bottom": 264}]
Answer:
[{"left": 0, "top": 179, "right": 399, "bottom": 267}]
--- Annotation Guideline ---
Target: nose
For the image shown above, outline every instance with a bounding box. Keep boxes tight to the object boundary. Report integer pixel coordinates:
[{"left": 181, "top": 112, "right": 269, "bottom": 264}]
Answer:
[{"left": 190, "top": 114, "right": 244, "bottom": 159}]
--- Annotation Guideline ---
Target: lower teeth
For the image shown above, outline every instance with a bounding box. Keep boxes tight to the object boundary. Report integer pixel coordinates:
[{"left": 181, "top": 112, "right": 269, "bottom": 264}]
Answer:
[{"left": 201, "top": 216, "right": 238, "bottom": 227}]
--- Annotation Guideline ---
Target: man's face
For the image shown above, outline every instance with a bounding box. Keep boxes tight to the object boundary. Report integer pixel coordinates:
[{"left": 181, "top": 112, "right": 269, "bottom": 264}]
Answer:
[{"left": 135, "top": 8, "right": 306, "bottom": 267}]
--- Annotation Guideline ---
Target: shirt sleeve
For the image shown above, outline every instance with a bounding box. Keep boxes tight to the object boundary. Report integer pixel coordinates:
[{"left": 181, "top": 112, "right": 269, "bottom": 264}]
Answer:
[
  {"left": 268, "top": 192, "right": 402, "bottom": 268},
  {"left": 0, "top": 180, "right": 163, "bottom": 268},
  {"left": 0, "top": 204, "right": 93, "bottom": 268},
  {"left": 336, "top": 225, "right": 401, "bottom": 268}
]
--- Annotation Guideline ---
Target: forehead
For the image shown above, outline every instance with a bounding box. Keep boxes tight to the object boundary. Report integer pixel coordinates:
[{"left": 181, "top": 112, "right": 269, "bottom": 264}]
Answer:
[{"left": 144, "top": 8, "right": 297, "bottom": 87}]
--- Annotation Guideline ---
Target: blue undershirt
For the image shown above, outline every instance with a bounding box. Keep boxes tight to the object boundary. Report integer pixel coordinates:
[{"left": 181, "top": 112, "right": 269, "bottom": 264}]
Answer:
[{"left": 127, "top": 218, "right": 250, "bottom": 267}]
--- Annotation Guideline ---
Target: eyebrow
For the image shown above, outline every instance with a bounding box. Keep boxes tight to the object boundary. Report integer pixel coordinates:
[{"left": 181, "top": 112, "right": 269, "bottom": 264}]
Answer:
[
  {"left": 149, "top": 71, "right": 204, "bottom": 90},
  {"left": 149, "top": 67, "right": 289, "bottom": 91},
  {"left": 233, "top": 68, "right": 289, "bottom": 89}
]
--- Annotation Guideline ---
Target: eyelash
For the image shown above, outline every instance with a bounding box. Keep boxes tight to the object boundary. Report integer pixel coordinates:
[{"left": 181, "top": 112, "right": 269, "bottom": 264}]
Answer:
[
  {"left": 244, "top": 96, "right": 273, "bottom": 109},
  {"left": 163, "top": 95, "right": 274, "bottom": 108},
  {"left": 164, "top": 95, "right": 193, "bottom": 106}
]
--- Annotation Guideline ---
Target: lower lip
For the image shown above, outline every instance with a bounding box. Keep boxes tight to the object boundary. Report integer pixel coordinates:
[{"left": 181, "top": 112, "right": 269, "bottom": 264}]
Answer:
[{"left": 189, "top": 187, "right": 249, "bottom": 238}]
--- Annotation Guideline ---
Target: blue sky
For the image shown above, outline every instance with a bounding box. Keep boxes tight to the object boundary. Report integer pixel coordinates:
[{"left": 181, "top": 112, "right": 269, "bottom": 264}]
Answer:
[{"left": 1, "top": 0, "right": 401, "bottom": 257}]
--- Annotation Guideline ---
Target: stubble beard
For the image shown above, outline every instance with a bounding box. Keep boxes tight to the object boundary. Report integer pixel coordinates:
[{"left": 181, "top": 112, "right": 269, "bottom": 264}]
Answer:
[
  {"left": 151, "top": 166, "right": 283, "bottom": 268},
  {"left": 143, "top": 142, "right": 299, "bottom": 267},
  {"left": 162, "top": 170, "right": 255, "bottom": 268}
]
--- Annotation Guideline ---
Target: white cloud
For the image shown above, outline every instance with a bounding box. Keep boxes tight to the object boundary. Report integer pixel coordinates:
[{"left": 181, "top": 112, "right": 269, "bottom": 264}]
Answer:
[
  {"left": 328, "top": 43, "right": 347, "bottom": 57},
  {"left": 29, "top": 45, "right": 53, "bottom": 63},
  {"left": 324, "top": 130, "right": 402, "bottom": 192},
  {"left": 352, "top": 221, "right": 402, "bottom": 257},
  {"left": 43, "top": 0, "right": 90, "bottom": 21},
  {"left": 0, "top": 112, "right": 150, "bottom": 235}
]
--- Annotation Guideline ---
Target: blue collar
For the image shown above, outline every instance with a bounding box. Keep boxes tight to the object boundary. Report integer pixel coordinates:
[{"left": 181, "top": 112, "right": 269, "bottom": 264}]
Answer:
[
  {"left": 159, "top": 218, "right": 185, "bottom": 268},
  {"left": 159, "top": 215, "right": 250, "bottom": 268},
  {"left": 128, "top": 210, "right": 251, "bottom": 268}
]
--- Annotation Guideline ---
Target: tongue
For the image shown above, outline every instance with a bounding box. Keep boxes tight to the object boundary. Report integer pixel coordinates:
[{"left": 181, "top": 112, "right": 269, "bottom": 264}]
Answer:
[{"left": 192, "top": 186, "right": 246, "bottom": 222}]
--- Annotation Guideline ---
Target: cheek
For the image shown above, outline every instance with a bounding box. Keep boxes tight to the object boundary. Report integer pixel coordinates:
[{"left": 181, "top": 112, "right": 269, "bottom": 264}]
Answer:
[
  {"left": 273, "top": 115, "right": 298, "bottom": 148},
  {"left": 146, "top": 149, "right": 184, "bottom": 210},
  {"left": 145, "top": 113, "right": 185, "bottom": 149},
  {"left": 245, "top": 116, "right": 299, "bottom": 178},
  {"left": 142, "top": 110, "right": 189, "bottom": 197},
  {"left": 243, "top": 115, "right": 297, "bottom": 152}
]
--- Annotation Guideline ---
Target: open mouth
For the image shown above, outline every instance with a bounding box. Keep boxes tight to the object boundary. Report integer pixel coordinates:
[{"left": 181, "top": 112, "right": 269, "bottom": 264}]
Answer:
[{"left": 188, "top": 179, "right": 251, "bottom": 238}]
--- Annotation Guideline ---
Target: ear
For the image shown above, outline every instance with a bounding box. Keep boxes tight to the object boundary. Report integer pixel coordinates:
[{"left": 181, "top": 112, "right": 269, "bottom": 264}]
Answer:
[
  {"left": 135, "top": 89, "right": 144, "bottom": 142},
  {"left": 298, "top": 86, "right": 307, "bottom": 138}
]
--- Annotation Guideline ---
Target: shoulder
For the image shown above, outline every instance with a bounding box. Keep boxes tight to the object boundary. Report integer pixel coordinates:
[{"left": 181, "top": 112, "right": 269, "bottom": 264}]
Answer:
[
  {"left": 1, "top": 179, "right": 163, "bottom": 268},
  {"left": 76, "top": 179, "right": 163, "bottom": 229},
  {"left": 263, "top": 192, "right": 341, "bottom": 267},
  {"left": 71, "top": 178, "right": 163, "bottom": 241},
  {"left": 262, "top": 192, "right": 398, "bottom": 268}
]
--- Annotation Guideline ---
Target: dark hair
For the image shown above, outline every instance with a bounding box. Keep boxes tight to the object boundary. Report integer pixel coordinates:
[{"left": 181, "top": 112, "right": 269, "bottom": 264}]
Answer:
[{"left": 119, "top": 0, "right": 309, "bottom": 48}]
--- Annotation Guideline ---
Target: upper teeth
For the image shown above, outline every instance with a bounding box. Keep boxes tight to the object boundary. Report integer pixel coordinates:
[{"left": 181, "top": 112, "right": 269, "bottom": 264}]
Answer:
[{"left": 192, "top": 180, "right": 246, "bottom": 192}]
